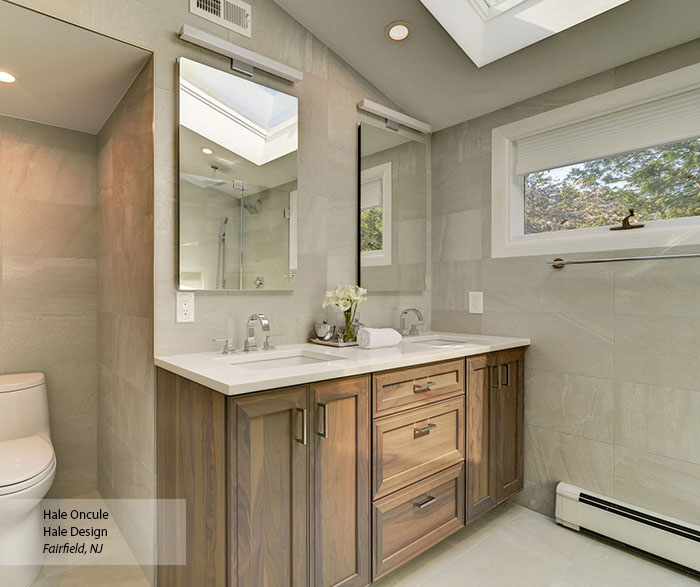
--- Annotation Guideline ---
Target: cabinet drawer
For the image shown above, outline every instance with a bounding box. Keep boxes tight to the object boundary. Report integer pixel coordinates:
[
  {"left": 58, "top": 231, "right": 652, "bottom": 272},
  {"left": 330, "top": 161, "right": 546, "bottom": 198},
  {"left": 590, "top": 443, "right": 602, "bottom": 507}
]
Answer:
[
  {"left": 372, "top": 463, "right": 465, "bottom": 580},
  {"left": 373, "top": 397, "right": 464, "bottom": 499},
  {"left": 373, "top": 359, "right": 465, "bottom": 416}
]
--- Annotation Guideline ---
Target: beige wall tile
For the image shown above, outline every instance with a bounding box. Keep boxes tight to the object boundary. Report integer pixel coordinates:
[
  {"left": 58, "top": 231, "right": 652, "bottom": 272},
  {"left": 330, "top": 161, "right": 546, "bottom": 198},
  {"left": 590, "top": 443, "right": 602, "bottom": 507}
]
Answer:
[
  {"left": 615, "top": 314, "right": 700, "bottom": 391},
  {"left": 517, "top": 425, "right": 615, "bottom": 517},
  {"left": 1, "top": 197, "right": 96, "bottom": 258},
  {"left": 526, "top": 369, "right": 614, "bottom": 443},
  {"left": 614, "top": 257, "right": 700, "bottom": 317},
  {"left": 615, "top": 446, "right": 700, "bottom": 527},
  {"left": 1, "top": 312, "right": 97, "bottom": 372},
  {"left": 482, "top": 256, "right": 614, "bottom": 314},
  {"left": 616, "top": 381, "right": 700, "bottom": 465},
  {"left": 48, "top": 463, "right": 97, "bottom": 499},
  {"left": 0, "top": 115, "right": 96, "bottom": 206},
  {"left": 432, "top": 209, "right": 482, "bottom": 262},
  {"left": 482, "top": 311, "right": 614, "bottom": 379},
  {"left": 2, "top": 255, "right": 96, "bottom": 315}
]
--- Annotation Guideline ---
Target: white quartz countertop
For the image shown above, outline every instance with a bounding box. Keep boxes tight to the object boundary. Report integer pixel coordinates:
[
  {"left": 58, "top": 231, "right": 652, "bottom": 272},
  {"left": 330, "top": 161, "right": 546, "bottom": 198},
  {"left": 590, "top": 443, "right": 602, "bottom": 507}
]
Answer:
[{"left": 154, "top": 332, "right": 530, "bottom": 396}]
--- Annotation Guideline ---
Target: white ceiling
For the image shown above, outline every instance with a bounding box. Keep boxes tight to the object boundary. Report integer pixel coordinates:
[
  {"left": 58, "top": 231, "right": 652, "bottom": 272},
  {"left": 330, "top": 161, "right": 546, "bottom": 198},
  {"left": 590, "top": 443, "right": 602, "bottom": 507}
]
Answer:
[
  {"left": 273, "top": 0, "right": 700, "bottom": 130},
  {"left": 0, "top": 1, "right": 151, "bottom": 134}
]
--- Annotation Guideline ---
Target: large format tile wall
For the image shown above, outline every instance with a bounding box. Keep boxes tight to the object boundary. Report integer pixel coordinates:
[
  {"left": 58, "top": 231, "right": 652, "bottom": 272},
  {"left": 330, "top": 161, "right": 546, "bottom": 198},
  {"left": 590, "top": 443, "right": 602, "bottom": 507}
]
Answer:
[
  {"left": 431, "top": 39, "right": 700, "bottom": 524},
  {"left": 10, "top": 0, "right": 429, "bottom": 355},
  {"left": 96, "top": 60, "right": 155, "bottom": 578},
  {"left": 0, "top": 114, "right": 98, "bottom": 498}
]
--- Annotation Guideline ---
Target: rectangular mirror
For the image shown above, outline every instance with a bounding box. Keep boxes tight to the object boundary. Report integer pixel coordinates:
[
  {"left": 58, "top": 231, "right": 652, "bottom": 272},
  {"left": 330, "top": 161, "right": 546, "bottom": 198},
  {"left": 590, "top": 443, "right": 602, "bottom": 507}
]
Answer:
[
  {"left": 178, "top": 57, "right": 298, "bottom": 290},
  {"left": 358, "top": 123, "right": 428, "bottom": 292}
]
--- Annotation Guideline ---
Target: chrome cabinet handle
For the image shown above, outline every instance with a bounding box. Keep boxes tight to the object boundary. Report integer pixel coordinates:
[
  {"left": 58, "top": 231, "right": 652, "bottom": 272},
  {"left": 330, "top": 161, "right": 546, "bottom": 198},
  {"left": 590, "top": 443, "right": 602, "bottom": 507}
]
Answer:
[
  {"left": 501, "top": 364, "right": 511, "bottom": 387},
  {"left": 414, "top": 423, "right": 437, "bottom": 438},
  {"left": 414, "top": 495, "right": 437, "bottom": 509},
  {"left": 318, "top": 403, "right": 329, "bottom": 439},
  {"left": 491, "top": 365, "right": 500, "bottom": 388},
  {"left": 413, "top": 381, "right": 436, "bottom": 393},
  {"left": 296, "top": 408, "right": 307, "bottom": 445}
]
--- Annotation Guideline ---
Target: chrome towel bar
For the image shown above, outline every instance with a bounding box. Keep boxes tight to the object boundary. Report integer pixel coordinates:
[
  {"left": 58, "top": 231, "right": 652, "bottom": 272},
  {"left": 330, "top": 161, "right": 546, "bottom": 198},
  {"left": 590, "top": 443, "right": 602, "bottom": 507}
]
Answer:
[{"left": 548, "top": 253, "right": 700, "bottom": 269}]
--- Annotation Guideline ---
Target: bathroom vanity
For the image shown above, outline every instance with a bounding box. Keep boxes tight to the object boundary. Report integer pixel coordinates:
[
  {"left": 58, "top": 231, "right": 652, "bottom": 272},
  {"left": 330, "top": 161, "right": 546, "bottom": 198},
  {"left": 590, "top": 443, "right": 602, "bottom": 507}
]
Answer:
[{"left": 155, "top": 333, "right": 529, "bottom": 586}]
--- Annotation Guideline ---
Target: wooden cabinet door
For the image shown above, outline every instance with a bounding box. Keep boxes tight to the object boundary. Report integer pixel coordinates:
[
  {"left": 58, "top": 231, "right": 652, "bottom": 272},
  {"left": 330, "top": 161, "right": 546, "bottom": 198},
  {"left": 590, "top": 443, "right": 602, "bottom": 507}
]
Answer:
[
  {"left": 466, "top": 353, "right": 498, "bottom": 521},
  {"left": 229, "top": 386, "right": 309, "bottom": 587},
  {"left": 495, "top": 348, "right": 525, "bottom": 503},
  {"left": 311, "top": 376, "right": 370, "bottom": 587}
]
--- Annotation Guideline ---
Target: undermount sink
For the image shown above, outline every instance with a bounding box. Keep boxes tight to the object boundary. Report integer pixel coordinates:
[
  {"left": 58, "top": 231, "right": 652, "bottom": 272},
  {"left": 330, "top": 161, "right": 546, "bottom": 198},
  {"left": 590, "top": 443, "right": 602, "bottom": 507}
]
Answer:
[
  {"left": 405, "top": 334, "right": 493, "bottom": 347},
  {"left": 218, "top": 349, "right": 346, "bottom": 371}
]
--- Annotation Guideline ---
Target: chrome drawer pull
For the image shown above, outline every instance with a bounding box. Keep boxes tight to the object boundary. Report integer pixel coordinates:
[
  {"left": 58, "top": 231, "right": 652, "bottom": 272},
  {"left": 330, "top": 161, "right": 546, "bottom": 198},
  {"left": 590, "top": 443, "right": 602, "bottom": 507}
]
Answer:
[
  {"left": 414, "top": 495, "right": 437, "bottom": 509},
  {"left": 414, "top": 423, "right": 437, "bottom": 438},
  {"left": 501, "top": 364, "right": 511, "bottom": 387},
  {"left": 318, "top": 402, "right": 329, "bottom": 439},
  {"left": 491, "top": 366, "right": 500, "bottom": 388},
  {"left": 413, "top": 381, "right": 436, "bottom": 393},
  {"left": 296, "top": 408, "right": 307, "bottom": 445}
]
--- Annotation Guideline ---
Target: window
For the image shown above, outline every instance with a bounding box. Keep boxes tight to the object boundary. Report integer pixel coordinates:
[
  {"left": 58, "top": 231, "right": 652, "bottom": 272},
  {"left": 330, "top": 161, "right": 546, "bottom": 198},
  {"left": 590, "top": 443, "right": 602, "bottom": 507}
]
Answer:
[
  {"left": 491, "top": 63, "right": 700, "bottom": 258},
  {"left": 524, "top": 137, "right": 700, "bottom": 234},
  {"left": 360, "top": 162, "right": 392, "bottom": 266}
]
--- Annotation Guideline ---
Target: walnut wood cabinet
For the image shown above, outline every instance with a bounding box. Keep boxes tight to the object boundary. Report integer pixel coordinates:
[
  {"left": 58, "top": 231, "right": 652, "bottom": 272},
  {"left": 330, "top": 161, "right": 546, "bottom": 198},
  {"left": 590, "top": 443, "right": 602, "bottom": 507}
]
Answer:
[
  {"left": 465, "top": 348, "right": 525, "bottom": 522},
  {"left": 229, "top": 386, "right": 310, "bottom": 586},
  {"left": 156, "top": 348, "right": 525, "bottom": 587},
  {"left": 494, "top": 348, "right": 525, "bottom": 503},
  {"left": 157, "top": 372, "right": 370, "bottom": 587},
  {"left": 310, "top": 377, "right": 371, "bottom": 587}
]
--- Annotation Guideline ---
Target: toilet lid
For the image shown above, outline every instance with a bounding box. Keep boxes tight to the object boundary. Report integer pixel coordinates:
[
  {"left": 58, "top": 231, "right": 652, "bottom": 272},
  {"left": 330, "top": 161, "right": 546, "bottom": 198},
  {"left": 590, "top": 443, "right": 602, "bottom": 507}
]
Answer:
[
  {"left": 0, "top": 372, "right": 45, "bottom": 393},
  {"left": 0, "top": 436, "right": 55, "bottom": 487}
]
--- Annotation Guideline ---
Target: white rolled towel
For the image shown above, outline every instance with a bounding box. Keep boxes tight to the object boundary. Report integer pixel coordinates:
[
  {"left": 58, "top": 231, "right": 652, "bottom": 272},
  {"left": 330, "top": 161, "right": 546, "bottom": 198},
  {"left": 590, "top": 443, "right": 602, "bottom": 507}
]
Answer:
[{"left": 357, "top": 327, "right": 402, "bottom": 349}]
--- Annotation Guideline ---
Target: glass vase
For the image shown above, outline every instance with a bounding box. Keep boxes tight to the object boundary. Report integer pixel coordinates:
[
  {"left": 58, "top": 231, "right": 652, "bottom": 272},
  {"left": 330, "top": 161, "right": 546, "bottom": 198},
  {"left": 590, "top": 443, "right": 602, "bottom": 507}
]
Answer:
[{"left": 341, "top": 308, "right": 356, "bottom": 342}]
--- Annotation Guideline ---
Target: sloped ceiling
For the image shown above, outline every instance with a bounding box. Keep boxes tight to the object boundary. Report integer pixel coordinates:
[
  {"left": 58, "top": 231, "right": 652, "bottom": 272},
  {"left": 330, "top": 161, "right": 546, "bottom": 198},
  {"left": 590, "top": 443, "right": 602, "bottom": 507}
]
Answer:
[
  {"left": 273, "top": 0, "right": 700, "bottom": 130},
  {"left": 0, "top": 1, "right": 150, "bottom": 133}
]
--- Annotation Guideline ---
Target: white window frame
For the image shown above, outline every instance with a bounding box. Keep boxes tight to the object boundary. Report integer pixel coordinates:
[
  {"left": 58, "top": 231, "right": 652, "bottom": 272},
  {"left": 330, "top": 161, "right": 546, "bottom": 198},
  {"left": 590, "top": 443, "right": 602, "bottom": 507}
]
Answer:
[
  {"left": 491, "top": 62, "right": 700, "bottom": 259},
  {"left": 360, "top": 162, "right": 393, "bottom": 267}
]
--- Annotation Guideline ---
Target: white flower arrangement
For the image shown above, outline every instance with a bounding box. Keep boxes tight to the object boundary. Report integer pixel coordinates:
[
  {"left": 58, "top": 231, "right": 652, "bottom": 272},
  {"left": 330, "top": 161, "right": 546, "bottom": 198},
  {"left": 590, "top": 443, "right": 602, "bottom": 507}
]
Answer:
[
  {"left": 322, "top": 285, "right": 367, "bottom": 311},
  {"left": 322, "top": 285, "right": 367, "bottom": 341}
]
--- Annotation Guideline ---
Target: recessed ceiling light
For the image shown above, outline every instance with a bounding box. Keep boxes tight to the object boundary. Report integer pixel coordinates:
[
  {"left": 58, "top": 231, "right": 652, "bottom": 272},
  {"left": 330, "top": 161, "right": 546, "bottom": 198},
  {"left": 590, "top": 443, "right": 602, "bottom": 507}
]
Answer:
[
  {"left": 201, "top": 147, "right": 213, "bottom": 155},
  {"left": 386, "top": 22, "right": 411, "bottom": 42},
  {"left": 0, "top": 71, "right": 17, "bottom": 84}
]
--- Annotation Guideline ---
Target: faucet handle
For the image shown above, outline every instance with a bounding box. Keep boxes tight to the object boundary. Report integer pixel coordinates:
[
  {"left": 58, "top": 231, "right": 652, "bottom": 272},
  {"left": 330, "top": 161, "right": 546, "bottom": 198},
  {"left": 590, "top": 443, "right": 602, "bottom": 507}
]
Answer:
[
  {"left": 213, "top": 338, "right": 236, "bottom": 354},
  {"left": 263, "top": 334, "right": 285, "bottom": 350},
  {"left": 408, "top": 323, "right": 423, "bottom": 336}
]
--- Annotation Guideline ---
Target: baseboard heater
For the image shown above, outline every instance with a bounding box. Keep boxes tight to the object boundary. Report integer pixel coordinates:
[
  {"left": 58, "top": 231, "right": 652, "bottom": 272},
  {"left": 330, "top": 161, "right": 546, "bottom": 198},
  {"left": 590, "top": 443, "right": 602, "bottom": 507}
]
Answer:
[{"left": 555, "top": 482, "right": 700, "bottom": 573}]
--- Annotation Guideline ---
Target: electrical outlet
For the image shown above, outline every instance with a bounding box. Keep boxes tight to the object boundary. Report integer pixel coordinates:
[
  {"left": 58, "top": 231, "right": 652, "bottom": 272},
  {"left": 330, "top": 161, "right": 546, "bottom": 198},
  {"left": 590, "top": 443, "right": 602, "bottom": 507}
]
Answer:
[
  {"left": 176, "top": 292, "right": 195, "bottom": 323},
  {"left": 468, "top": 291, "right": 483, "bottom": 314}
]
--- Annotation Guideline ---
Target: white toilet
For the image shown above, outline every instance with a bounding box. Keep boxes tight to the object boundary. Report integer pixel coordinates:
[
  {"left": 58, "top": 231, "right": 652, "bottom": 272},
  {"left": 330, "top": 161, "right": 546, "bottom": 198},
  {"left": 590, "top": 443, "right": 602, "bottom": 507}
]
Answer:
[{"left": 0, "top": 373, "right": 56, "bottom": 587}]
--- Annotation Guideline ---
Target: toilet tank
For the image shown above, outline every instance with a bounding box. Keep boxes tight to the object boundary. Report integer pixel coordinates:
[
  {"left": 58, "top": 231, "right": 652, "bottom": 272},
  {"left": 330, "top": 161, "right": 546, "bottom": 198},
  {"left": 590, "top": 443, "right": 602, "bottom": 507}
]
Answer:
[{"left": 0, "top": 373, "right": 51, "bottom": 443}]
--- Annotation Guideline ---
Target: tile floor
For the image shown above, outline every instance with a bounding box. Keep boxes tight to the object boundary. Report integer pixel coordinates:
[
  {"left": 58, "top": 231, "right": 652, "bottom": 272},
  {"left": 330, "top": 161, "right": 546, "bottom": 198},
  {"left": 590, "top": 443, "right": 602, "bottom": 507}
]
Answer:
[
  {"left": 374, "top": 502, "right": 700, "bottom": 587},
  {"left": 31, "top": 565, "right": 150, "bottom": 587},
  {"left": 30, "top": 501, "right": 699, "bottom": 586}
]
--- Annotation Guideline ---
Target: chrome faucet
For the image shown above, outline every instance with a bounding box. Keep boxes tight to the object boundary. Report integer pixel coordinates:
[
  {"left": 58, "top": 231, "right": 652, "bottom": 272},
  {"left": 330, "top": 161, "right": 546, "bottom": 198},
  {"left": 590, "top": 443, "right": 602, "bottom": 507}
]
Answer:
[
  {"left": 399, "top": 308, "right": 424, "bottom": 336},
  {"left": 213, "top": 338, "right": 236, "bottom": 354},
  {"left": 244, "top": 314, "right": 271, "bottom": 351}
]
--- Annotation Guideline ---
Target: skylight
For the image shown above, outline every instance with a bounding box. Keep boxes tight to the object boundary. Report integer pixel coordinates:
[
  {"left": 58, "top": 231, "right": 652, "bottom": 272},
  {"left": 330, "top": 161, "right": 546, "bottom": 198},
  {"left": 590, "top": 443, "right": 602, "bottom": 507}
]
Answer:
[
  {"left": 420, "top": 0, "right": 631, "bottom": 67},
  {"left": 179, "top": 58, "right": 297, "bottom": 167}
]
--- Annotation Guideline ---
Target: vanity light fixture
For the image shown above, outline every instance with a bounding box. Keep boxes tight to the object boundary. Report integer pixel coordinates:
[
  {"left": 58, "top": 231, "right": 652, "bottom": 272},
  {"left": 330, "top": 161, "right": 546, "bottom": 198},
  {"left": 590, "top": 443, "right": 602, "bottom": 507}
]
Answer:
[
  {"left": 0, "top": 71, "right": 16, "bottom": 83},
  {"left": 386, "top": 21, "right": 411, "bottom": 42},
  {"left": 201, "top": 147, "right": 214, "bottom": 155},
  {"left": 357, "top": 98, "right": 432, "bottom": 134},
  {"left": 178, "top": 24, "right": 303, "bottom": 83}
]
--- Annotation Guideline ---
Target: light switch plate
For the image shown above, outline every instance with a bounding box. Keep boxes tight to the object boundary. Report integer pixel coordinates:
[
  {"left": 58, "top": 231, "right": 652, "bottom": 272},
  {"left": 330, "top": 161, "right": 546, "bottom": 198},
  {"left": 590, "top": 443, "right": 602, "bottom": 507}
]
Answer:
[
  {"left": 468, "top": 291, "right": 483, "bottom": 314},
  {"left": 176, "top": 292, "right": 195, "bottom": 323}
]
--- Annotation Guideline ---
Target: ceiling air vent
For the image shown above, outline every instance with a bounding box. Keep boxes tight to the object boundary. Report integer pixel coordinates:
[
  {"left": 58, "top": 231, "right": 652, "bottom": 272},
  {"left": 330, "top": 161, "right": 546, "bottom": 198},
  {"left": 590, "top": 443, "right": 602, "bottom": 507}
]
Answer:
[{"left": 189, "top": 0, "right": 251, "bottom": 38}]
